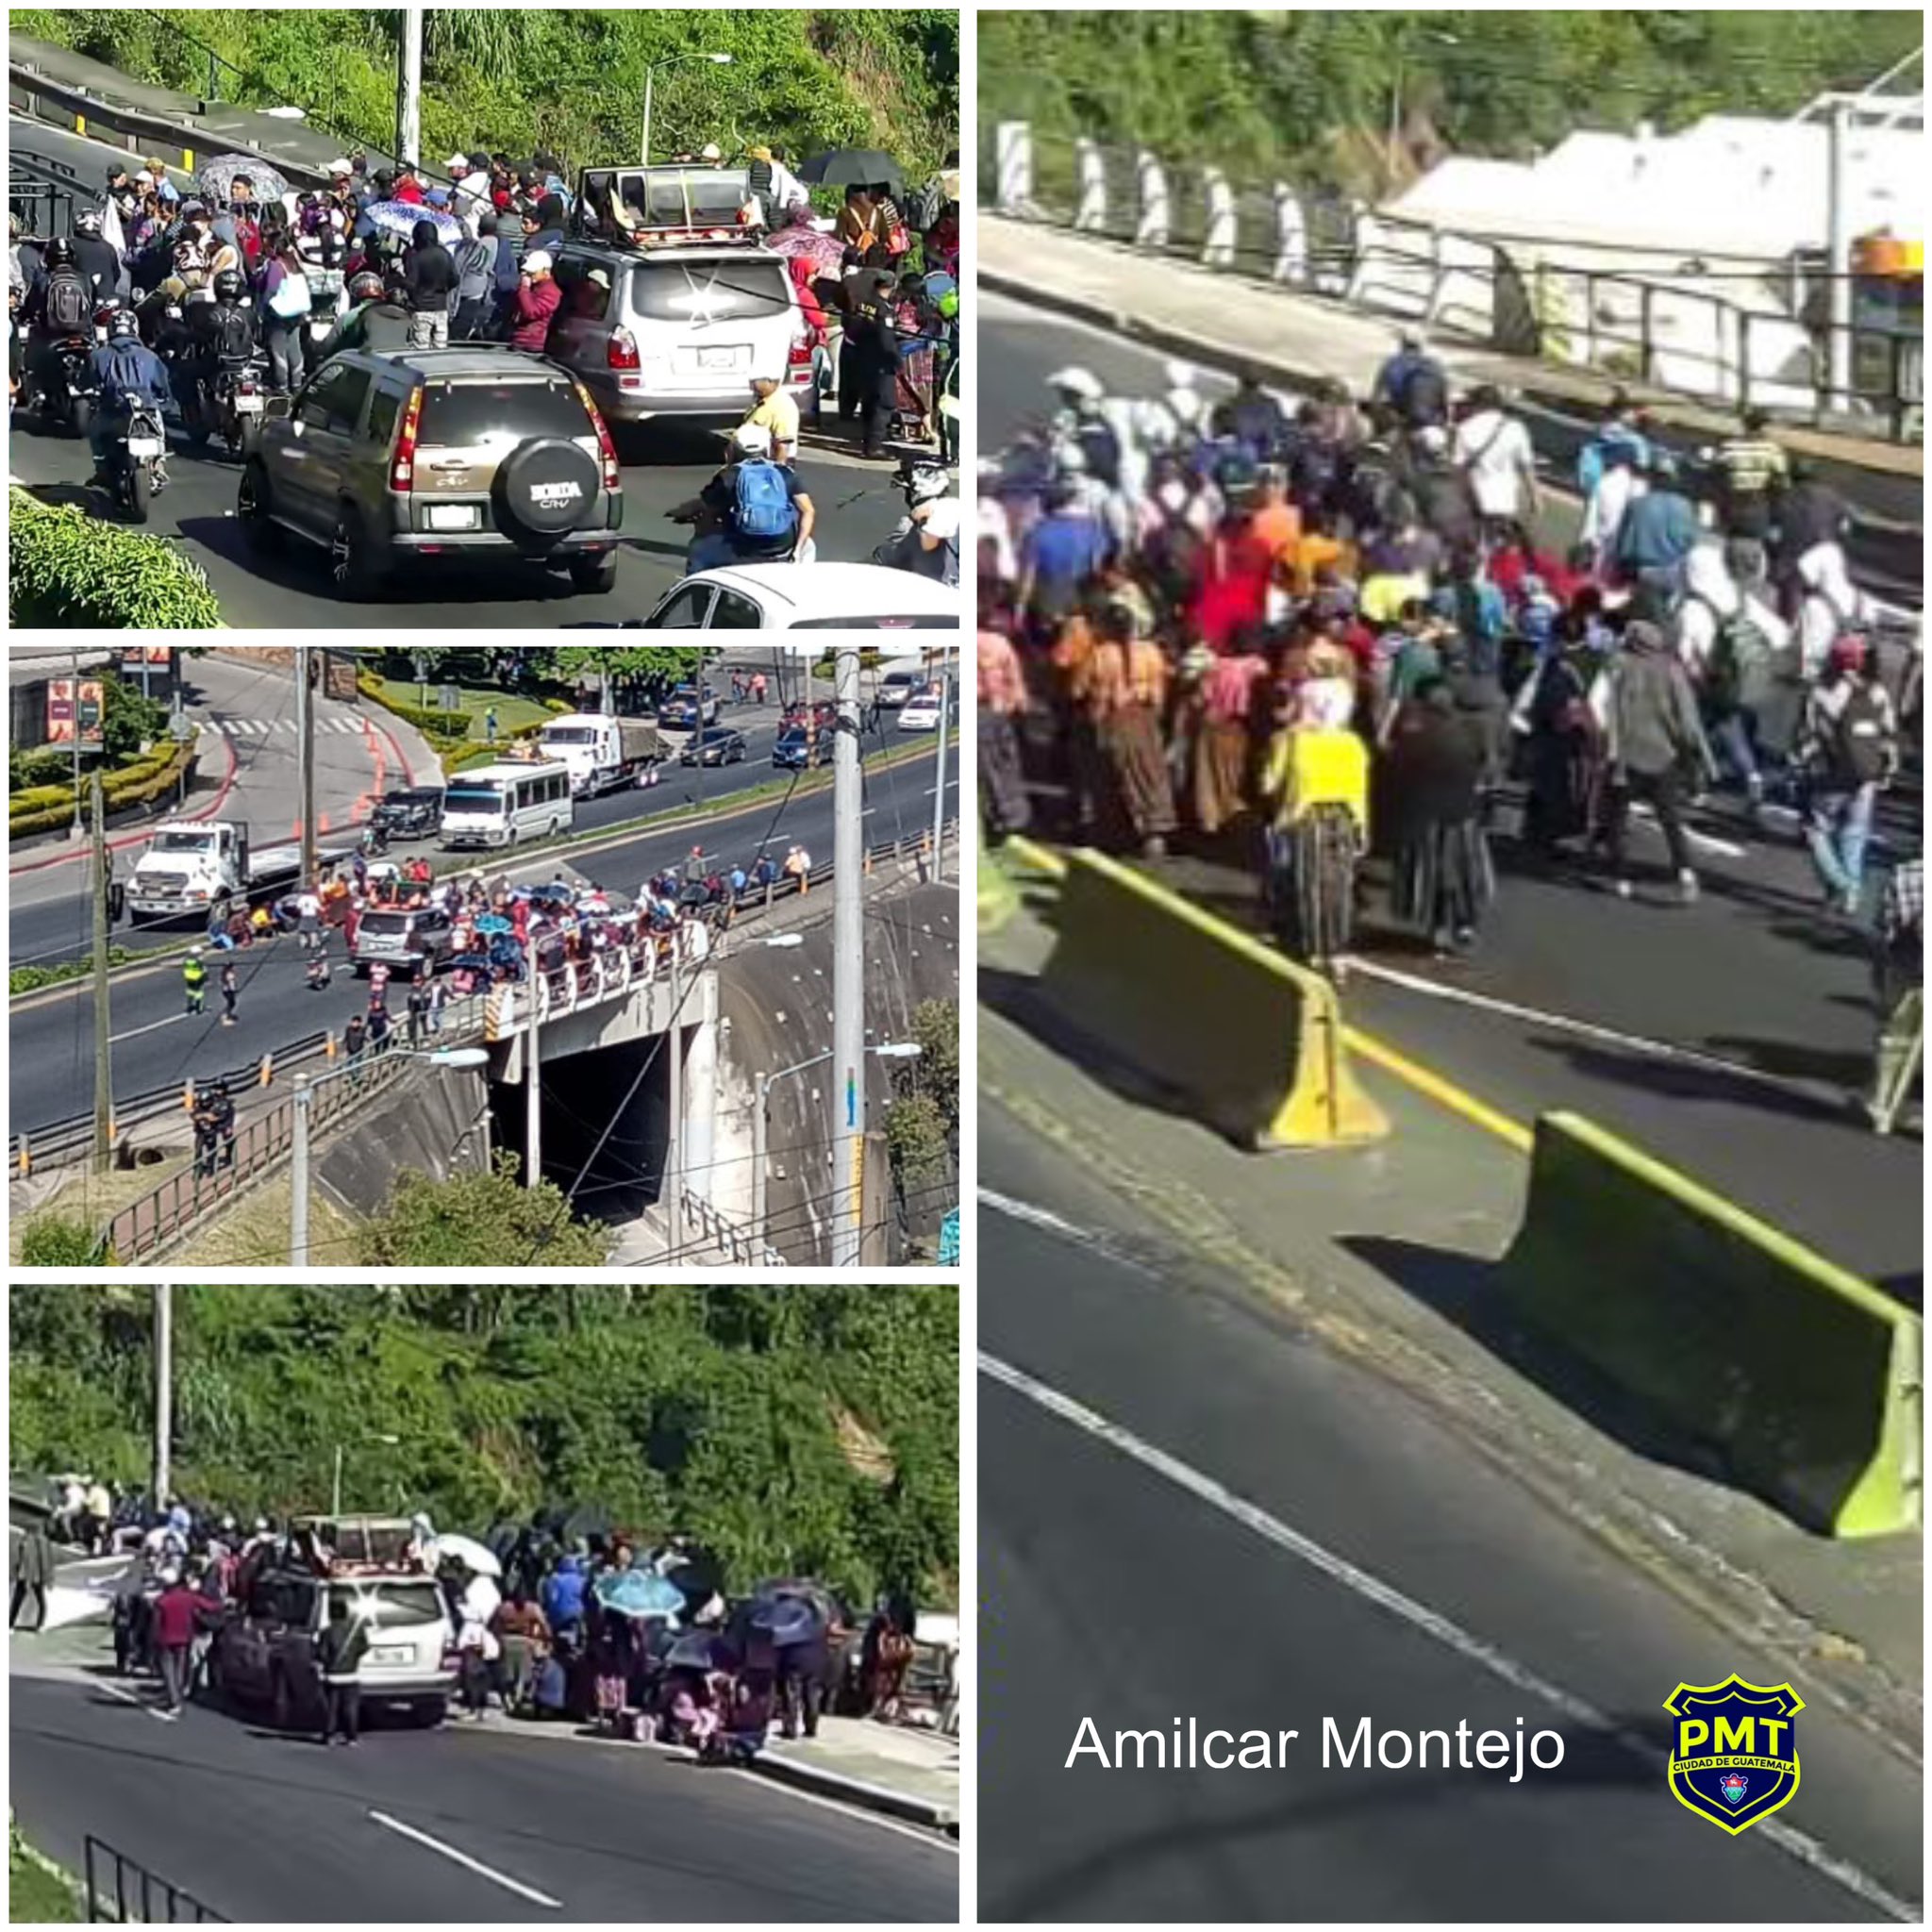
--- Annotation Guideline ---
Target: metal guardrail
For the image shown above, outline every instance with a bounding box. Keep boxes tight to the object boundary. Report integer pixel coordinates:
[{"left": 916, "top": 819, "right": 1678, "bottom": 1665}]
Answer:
[
  {"left": 72, "top": 823, "right": 955, "bottom": 1261},
  {"left": 84, "top": 1837, "right": 226, "bottom": 1924},
  {"left": 9, "top": 144, "right": 90, "bottom": 242},
  {"left": 680, "top": 1187, "right": 787, "bottom": 1268},
  {"left": 991, "top": 122, "right": 1924, "bottom": 443}
]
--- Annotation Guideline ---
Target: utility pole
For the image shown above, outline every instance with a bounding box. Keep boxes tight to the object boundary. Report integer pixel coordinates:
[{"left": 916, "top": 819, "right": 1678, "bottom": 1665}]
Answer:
[
  {"left": 1825, "top": 97, "right": 1854, "bottom": 412},
  {"left": 297, "top": 653, "right": 317, "bottom": 889},
  {"left": 397, "top": 4, "right": 424, "bottom": 171},
  {"left": 525, "top": 979, "right": 541, "bottom": 1191},
  {"left": 290, "top": 1073, "right": 313, "bottom": 1266},
  {"left": 91, "top": 770, "right": 112, "bottom": 1174},
  {"left": 153, "top": 1285, "right": 173, "bottom": 1507},
  {"left": 831, "top": 645, "right": 864, "bottom": 1267},
  {"left": 930, "top": 660, "right": 951, "bottom": 879},
  {"left": 67, "top": 647, "right": 82, "bottom": 844},
  {"left": 667, "top": 944, "right": 684, "bottom": 1256}
]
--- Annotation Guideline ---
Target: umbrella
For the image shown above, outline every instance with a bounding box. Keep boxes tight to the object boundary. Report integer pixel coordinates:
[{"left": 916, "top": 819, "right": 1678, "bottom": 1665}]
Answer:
[
  {"left": 594, "top": 1571, "right": 686, "bottom": 1623},
  {"left": 475, "top": 914, "right": 513, "bottom": 935},
  {"left": 664, "top": 1628, "right": 730, "bottom": 1672},
  {"left": 358, "top": 198, "right": 463, "bottom": 245},
  {"left": 452, "top": 952, "right": 492, "bottom": 971},
  {"left": 764, "top": 224, "right": 845, "bottom": 278},
  {"left": 199, "top": 154, "right": 291, "bottom": 207},
  {"left": 429, "top": 1532, "right": 502, "bottom": 1578},
  {"left": 748, "top": 1594, "right": 824, "bottom": 1647},
  {"left": 797, "top": 149, "right": 903, "bottom": 197}
]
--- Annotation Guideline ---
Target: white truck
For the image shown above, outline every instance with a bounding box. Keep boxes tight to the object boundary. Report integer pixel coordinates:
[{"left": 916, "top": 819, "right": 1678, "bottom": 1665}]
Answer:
[
  {"left": 123, "top": 819, "right": 349, "bottom": 926},
  {"left": 533, "top": 713, "right": 665, "bottom": 796}
]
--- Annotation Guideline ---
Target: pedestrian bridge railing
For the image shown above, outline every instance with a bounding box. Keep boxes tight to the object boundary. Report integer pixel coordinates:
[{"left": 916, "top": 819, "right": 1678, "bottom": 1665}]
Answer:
[
  {"left": 679, "top": 1186, "right": 787, "bottom": 1268},
  {"left": 83, "top": 1836, "right": 227, "bottom": 1924},
  {"left": 482, "top": 920, "right": 711, "bottom": 1041}
]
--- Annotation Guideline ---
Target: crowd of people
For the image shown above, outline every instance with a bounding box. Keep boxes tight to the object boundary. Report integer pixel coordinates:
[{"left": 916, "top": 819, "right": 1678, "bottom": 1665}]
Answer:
[{"left": 16, "top": 1483, "right": 930, "bottom": 1754}]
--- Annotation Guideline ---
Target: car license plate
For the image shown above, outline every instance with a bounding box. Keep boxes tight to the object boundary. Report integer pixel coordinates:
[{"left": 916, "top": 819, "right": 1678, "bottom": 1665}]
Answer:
[
  {"left": 699, "top": 345, "right": 747, "bottom": 372},
  {"left": 234, "top": 393, "right": 263, "bottom": 414},
  {"left": 126, "top": 438, "right": 163, "bottom": 458},
  {"left": 425, "top": 505, "right": 479, "bottom": 531},
  {"left": 371, "top": 1645, "right": 413, "bottom": 1665}
]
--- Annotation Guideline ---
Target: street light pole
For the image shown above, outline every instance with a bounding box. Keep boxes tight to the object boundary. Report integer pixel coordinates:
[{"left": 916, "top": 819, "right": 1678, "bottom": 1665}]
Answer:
[
  {"left": 153, "top": 1285, "right": 173, "bottom": 1507},
  {"left": 91, "top": 769, "right": 112, "bottom": 1174},
  {"left": 930, "top": 663, "right": 951, "bottom": 878},
  {"left": 297, "top": 652, "right": 317, "bottom": 891}
]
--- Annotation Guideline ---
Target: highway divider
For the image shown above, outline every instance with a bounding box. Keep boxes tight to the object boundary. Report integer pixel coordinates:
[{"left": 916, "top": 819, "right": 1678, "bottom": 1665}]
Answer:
[
  {"left": 1035, "top": 848, "right": 1387, "bottom": 1150},
  {"left": 1498, "top": 1109, "right": 1923, "bottom": 1539}
]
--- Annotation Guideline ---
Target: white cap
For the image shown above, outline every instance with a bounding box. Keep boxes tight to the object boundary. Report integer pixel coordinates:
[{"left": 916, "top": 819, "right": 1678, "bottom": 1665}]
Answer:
[
  {"left": 326, "top": 158, "right": 353, "bottom": 175},
  {"left": 446, "top": 154, "right": 470, "bottom": 173},
  {"left": 134, "top": 170, "right": 154, "bottom": 185},
  {"left": 522, "top": 249, "right": 552, "bottom": 275},
  {"left": 700, "top": 142, "right": 723, "bottom": 162},
  {"left": 730, "top": 423, "right": 774, "bottom": 456}
]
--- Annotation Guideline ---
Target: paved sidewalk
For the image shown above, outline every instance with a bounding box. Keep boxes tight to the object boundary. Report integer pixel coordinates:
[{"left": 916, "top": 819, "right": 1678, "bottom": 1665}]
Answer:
[{"left": 982, "top": 873, "right": 1922, "bottom": 1760}]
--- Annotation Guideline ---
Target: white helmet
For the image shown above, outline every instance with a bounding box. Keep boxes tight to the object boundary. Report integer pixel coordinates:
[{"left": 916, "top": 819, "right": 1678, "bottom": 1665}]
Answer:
[
  {"left": 1048, "top": 365, "right": 1104, "bottom": 404},
  {"left": 907, "top": 463, "right": 952, "bottom": 505}
]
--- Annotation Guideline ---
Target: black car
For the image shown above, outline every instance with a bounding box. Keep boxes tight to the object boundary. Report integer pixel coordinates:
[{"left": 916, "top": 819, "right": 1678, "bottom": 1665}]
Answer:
[
  {"left": 772, "top": 728, "right": 824, "bottom": 771},
  {"left": 371, "top": 787, "right": 444, "bottom": 838},
  {"left": 680, "top": 727, "right": 748, "bottom": 768}
]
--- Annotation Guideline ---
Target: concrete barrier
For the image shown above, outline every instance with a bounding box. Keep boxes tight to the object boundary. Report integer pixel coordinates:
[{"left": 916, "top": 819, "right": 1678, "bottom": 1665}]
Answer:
[
  {"left": 1499, "top": 1111, "right": 1922, "bottom": 1539},
  {"left": 1037, "top": 848, "right": 1386, "bottom": 1150}
]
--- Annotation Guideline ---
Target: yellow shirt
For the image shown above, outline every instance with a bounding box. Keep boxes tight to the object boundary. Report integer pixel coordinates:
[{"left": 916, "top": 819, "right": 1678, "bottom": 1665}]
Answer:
[{"left": 746, "top": 390, "right": 801, "bottom": 451}]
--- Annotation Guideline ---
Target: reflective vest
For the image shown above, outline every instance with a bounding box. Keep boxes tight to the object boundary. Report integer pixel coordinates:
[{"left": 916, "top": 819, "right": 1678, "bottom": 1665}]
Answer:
[{"left": 182, "top": 958, "right": 208, "bottom": 991}]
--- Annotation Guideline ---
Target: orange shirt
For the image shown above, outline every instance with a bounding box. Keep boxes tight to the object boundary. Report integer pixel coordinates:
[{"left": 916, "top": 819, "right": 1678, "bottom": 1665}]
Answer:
[{"left": 1249, "top": 498, "right": 1302, "bottom": 565}]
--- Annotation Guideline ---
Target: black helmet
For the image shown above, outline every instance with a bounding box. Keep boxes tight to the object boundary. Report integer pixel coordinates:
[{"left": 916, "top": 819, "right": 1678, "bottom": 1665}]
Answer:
[
  {"left": 44, "top": 236, "right": 75, "bottom": 269},
  {"left": 75, "top": 208, "right": 102, "bottom": 237},
  {"left": 107, "top": 308, "right": 140, "bottom": 340},
  {"left": 212, "top": 268, "right": 243, "bottom": 302},
  {"left": 349, "top": 270, "right": 383, "bottom": 301}
]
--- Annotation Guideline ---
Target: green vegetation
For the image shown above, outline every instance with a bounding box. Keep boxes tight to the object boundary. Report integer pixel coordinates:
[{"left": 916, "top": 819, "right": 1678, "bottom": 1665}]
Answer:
[
  {"left": 358, "top": 1155, "right": 612, "bottom": 1267},
  {"left": 9, "top": 1823, "right": 79, "bottom": 1924},
  {"left": 9, "top": 489, "right": 224, "bottom": 628},
  {"left": 885, "top": 998, "right": 959, "bottom": 1208},
  {"left": 8, "top": 732, "right": 195, "bottom": 840},
  {"left": 8, "top": 1285, "right": 959, "bottom": 1607},
  {"left": 16, "top": 1215, "right": 110, "bottom": 1268},
  {"left": 9, "top": 946, "right": 155, "bottom": 996},
  {"left": 982, "top": 9, "right": 1922, "bottom": 193},
  {"left": 10, "top": 9, "right": 958, "bottom": 178}
]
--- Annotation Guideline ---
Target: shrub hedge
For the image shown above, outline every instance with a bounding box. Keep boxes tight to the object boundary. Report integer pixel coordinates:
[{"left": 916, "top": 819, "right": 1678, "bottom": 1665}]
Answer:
[
  {"left": 8, "top": 739, "right": 196, "bottom": 840},
  {"left": 9, "top": 490, "right": 224, "bottom": 628}
]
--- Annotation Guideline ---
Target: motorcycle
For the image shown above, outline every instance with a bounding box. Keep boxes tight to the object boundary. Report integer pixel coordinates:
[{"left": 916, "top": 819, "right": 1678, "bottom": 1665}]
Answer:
[
  {"left": 49, "top": 335, "right": 99, "bottom": 436},
  {"left": 212, "top": 357, "right": 267, "bottom": 458},
  {"left": 107, "top": 400, "right": 170, "bottom": 524},
  {"left": 669, "top": 501, "right": 815, "bottom": 572}
]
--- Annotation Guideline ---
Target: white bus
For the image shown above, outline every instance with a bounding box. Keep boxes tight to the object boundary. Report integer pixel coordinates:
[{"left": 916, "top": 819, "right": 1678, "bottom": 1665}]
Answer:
[{"left": 439, "top": 759, "right": 575, "bottom": 849}]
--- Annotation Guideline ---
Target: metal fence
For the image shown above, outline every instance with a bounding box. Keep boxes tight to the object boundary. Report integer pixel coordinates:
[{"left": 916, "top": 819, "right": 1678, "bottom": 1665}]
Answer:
[
  {"left": 991, "top": 121, "right": 1922, "bottom": 441},
  {"left": 84, "top": 1838, "right": 226, "bottom": 1924}
]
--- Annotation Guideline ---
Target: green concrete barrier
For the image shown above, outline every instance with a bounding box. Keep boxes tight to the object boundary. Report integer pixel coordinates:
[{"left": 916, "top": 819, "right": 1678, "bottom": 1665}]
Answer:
[
  {"left": 1037, "top": 848, "right": 1386, "bottom": 1150},
  {"left": 1500, "top": 1111, "right": 1922, "bottom": 1538}
]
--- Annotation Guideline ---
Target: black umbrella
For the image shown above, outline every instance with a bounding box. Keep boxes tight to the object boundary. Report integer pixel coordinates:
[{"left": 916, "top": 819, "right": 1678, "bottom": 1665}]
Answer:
[{"left": 797, "top": 149, "right": 903, "bottom": 198}]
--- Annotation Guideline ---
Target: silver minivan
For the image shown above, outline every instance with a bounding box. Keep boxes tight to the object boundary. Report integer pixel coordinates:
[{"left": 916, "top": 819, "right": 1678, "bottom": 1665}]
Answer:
[{"left": 351, "top": 906, "right": 455, "bottom": 975}]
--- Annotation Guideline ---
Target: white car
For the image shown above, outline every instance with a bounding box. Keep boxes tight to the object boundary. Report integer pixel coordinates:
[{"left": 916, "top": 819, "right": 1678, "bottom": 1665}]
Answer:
[
  {"left": 637, "top": 562, "right": 960, "bottom": 631},
  {"left": 897, "top": 687, "right": 946, "bottom": 731}
]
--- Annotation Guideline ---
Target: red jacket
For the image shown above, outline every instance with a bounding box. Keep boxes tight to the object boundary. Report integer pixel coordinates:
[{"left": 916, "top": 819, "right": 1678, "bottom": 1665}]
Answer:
[
  {"left": 509, "top": 276, "right": 561, "bottom": 351},
  {"left": 151, "top": 1585, "right": 209, "bottom": 1650}
]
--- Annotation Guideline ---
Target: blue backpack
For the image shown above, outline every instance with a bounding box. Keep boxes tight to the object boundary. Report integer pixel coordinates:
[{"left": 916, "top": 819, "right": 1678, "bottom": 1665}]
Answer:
[{"left": 733, "top": 459, "right": 792, "bottom": 541}]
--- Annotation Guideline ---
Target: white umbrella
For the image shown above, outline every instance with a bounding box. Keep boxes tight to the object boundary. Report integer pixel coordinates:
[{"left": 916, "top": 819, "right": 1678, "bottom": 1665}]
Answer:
[{"left": 429, "top": 1532, "right": 502, "bottom": 1577}]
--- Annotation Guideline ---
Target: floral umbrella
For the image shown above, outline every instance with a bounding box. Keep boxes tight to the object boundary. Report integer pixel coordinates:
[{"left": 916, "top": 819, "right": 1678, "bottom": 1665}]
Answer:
[
  {"left": 357, "top": 198, "right": 463, "bottom": 245},
  {"left": 198, "top": 154, "right": 291, "bottom": 207}
]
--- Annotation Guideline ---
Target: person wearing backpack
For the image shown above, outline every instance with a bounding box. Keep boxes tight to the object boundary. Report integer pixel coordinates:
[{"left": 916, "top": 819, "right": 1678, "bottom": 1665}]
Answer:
[
  {"left": 683, "top": 422, "right": 814, "bottom": 569},
  {"left": 25, "top": 236, "right": 95, "bottom": 409},
  {"left": 180, "top": 266, "right": 257, "bottom": 426},
  {"left": 1796, "top": 635, "right": 1898, "bottom": 918},
  {"left": 86, "top": 306, "right": 171, "bottom": 484},
  {"left": 258, "top": 239, "right": 311, "bottom": 393},
  {"left": 1794, "top": 539, "right": 1874, "bottom": 681},
  {"left": 1602, "top": 619, "right": 1719, "bottom": 905},
  {"left": 1676, "top": 538, "right": 1791, "bottom": 814},
  {"left": 1374, "top": 326, "right": 1448, "bottom": 430}
]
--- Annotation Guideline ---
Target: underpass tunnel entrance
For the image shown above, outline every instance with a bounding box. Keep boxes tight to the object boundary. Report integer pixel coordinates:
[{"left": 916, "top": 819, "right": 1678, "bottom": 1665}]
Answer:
[{"left": 491, "top": 1036, "right": 672, "bottom": 1220}]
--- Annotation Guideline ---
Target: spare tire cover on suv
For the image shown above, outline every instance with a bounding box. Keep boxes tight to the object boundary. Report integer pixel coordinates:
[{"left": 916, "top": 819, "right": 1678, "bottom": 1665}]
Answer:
[{"left": 493, "top": 438, "right": 601, "bottom": 544}]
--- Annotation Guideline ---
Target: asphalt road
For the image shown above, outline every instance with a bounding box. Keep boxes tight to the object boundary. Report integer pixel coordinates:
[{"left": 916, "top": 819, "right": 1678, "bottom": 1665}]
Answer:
[
  {"left": 10, "top": 1667, "right": 955, "bottom": 1922},
  {"left": 9, "top": 118, "right": 924, "bottom": 628},
  {"left": 983, "top": 300, "right": 1922, "bottom": 1296},
  {"left": 977, "top": 1104, "right": 1923, "bottom": 1923},
  {"left": 8, "top": 727, "right": 958, "bottom": 1139},
  {"left": 10, "top": 675, "right": 807, "bottom": 976}
]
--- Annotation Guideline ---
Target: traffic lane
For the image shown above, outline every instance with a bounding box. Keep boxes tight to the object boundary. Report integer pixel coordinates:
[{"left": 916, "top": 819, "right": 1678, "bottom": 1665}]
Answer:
[
  {"left": 7, "top": 750, "right": 958, "bottom": 1132},
  {"left": 982, "top": 297, "right": 1920, "bottom": 607},
  {"left": 10, "top": 1675, "right": 954, "bottom": 1923},
  {"left": 9, "top": 698, "right": 801, "bottom": 973},
  {"left": 977, "top": 1182, "right": 1921, "bottom": 1922},
  {"left": 9, "top": 393, "right": 909, "bottom": 631}
]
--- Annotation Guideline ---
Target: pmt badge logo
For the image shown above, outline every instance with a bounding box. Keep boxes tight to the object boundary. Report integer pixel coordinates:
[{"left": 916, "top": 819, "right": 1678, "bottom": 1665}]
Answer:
[{"left": 1664, "top": 1675, "right": 1805, "bottom": 1835}]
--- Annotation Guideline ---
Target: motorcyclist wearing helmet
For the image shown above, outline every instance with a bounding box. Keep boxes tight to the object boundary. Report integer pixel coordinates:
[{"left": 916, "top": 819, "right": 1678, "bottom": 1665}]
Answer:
[
  {"left": 677, "top": 421, "right": 817, "bottom": 570},
  {"left": 70, "top": 208, "right": 125, "bottom": 308},
  {"left": 23, "top": 235, "right": 95, "bottom": 410},
  {"left": 313, "top": 267, "right": 411, "bottom": 360},
  {"left": 87, "top": 306, "right": 171, "bottom": 482},
  {"left": 877, "top": 460, "right": 959, "bottom": 587},
  {"left": 180, "top": 266, "right": 258, "bottom": 421}
]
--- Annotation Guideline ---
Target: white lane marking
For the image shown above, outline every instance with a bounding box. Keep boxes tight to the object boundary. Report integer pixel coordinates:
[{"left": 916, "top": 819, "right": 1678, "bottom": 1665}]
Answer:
[
  {"left": 108, "top": 1014, "right": 191, "bottom": 1044},
  {"left": 1628, "top": 803, "right": 1745, "bottom": 859},
  {"left": 366, "top": 1811, "right": 562, "bottom": 1909},
  {"left": 742, "top": 1768, "right": 961, "bottom": 1852},
  {"left": 980, "top": 1188, "right": 1093, "bottom": 1244},
  {"left": 980, "top": 1349, "right": 1916, "bottom": 1922},
  {"left": 1344, "top": 960, "right": 1818, "bottom": 1095},
  {"left": 85, "top": 1677, "right": 173, "bottom": 1723}
]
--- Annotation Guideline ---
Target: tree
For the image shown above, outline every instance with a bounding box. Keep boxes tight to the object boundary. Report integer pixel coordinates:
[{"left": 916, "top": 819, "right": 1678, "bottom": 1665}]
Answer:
[
  {"left": 358, "top": 1156, "right": 611, "bottom": 1266},
  {"left": 551, "top": 646, "right": 707, "bottom": 684},
  {"left": 884, "top": 998, "right": 959, "bottom": 1196}
]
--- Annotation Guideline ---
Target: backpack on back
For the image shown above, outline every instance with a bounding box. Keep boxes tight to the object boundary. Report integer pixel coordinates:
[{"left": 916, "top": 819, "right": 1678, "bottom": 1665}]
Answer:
[
  {"left": 1400, "top": 360, "right": 1446, "bottom": 426},
  {"left": 1691, "top": 594, "right": 1779, "bottom": 711},
  {"left": 1828, "top": 684, "right": 1890, "bottom": 788},
  {"left": 211, "top": 305, "right": 255, "bottom": 362},
  {"left": 44, "top": 271, "right": 90, "bottom": 336},
  {"left": 732, "top": 459, "right": 793, "bottom": 541}
]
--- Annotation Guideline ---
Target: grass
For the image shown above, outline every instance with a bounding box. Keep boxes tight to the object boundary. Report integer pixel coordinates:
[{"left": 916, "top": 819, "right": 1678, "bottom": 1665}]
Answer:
[
  {"left": 10, "top": 1156, "right": 192, "bottom": 1264},
  {"left": 175, "top": 1172, "right": 359, "bottom": 1266},
  {"left": 367, "top": 676, "right": 556, "bottom": 736},
  {"left": 9, "top": 1824, "right": 79, "bottom": 1923}
]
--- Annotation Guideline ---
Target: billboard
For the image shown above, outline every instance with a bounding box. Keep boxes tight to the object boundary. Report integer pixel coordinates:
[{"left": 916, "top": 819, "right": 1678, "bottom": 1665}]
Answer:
[{"left": 45, "top": 679, "right": 105, "bottom": 749}]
